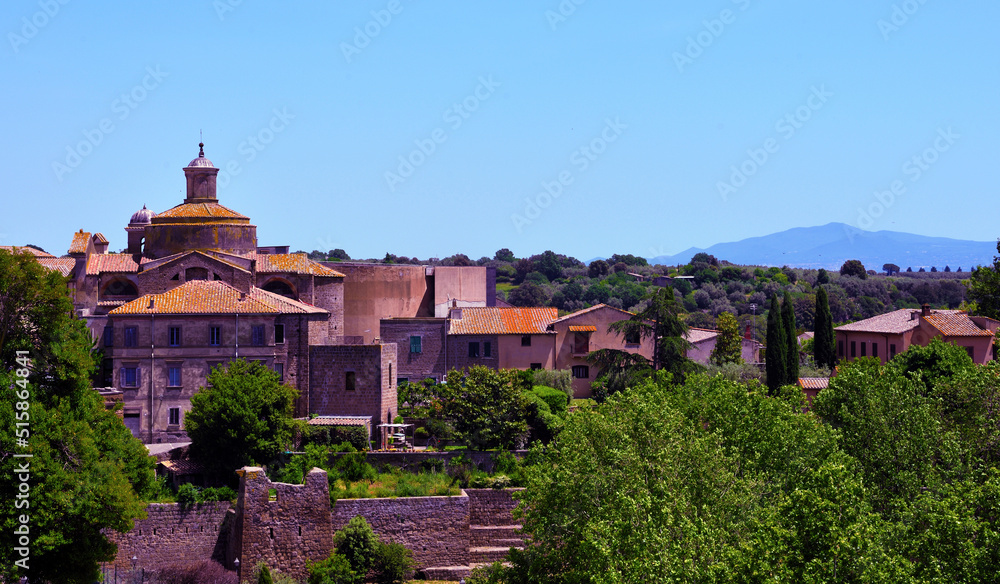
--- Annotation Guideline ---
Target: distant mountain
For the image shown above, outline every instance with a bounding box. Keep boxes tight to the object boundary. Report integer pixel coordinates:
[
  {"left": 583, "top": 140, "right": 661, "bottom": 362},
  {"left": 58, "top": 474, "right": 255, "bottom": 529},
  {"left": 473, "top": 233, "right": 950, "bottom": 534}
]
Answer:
[{"left": 647, "top": 223, "right": 999, "bottom": 271}]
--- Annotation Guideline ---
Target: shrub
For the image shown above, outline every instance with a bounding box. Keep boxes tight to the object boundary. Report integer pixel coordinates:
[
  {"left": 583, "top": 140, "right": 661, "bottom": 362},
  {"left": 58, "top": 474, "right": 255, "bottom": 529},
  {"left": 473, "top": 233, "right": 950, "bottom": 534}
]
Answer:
[
  {"left": 256, "top": 564, "right": 274, "bottom": 584},
  {"left": 531, "top": 385, "right": 569, "bottom": 417},
  {"left": 199, "top": 486, "right": 237, "bottom": 503},
  {"left": 335, "top": 452, "right": 377, "bottom": 483},
  {"left": 308, "top": 553, "right": 357, "bottom": 584},
  {"left": 413, "top": 426, "right": 429, "bottom": 440},
  {"left": 176, "top": 483, "right": 198, "bottom": 507},
  {"left": 334, "top": 516, "right": 379, "bottom": 578},
  {"left": 372, "top": 542, "right": 416, "bottom": 584},
  {"left": 531, "top": 369, "right": 573, "bottom": 401}
]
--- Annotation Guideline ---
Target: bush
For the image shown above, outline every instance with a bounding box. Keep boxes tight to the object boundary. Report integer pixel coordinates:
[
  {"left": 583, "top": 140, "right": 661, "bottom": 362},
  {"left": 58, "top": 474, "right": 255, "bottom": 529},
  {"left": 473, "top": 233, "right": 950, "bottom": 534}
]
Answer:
[
  {"left": 199, "top": 486, "right": 237, "bottom": 503},
  {"left": 256, "top": 564, "right": 274, "bottom": 584},
  {"left": 308, "top": 553, "right": 357, "bottom": 584},
  {"left": 334, "top": 516, "right": 379, "bottom": 578},
  {"left": 531, "top": 369, "right": 573, "bottom": 401},
  {"left": 176, "top": 483, "right": 198, "bottom": 507},
  {"left": 334, "top": 451, "right": 377, "bottom": 483},
  {"left": 531, "top": 385, "right": 569, "bottom": 417},
  {"left": 372, "top": 542, "right": 416, "bottom": 584}
]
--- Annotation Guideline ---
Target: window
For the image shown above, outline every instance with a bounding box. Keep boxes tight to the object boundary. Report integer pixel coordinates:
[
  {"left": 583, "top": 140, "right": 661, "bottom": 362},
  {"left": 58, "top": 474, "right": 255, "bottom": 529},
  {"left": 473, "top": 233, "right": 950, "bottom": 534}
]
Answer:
[
  {"left": 124, "top": 326, "right": 137, "bottom": 347},
  {"left": 409, "top": 336, "right": 422, "bottom": 353},
  {"left": 965, "top": 346, "right": 975, "bottom": 359},
  {"left": 274, "top": 363, "right": 284, "bottom": 383},
  {"left": 890, "top": 343, "right": 897, "bottom": 358},
  {"left": 530, "top": 363, "right": 542, "bottom": 370},
  {"left": 210, "top": 326, "right": 221, "bottom": 346},
  {"left": 168, "top": 407, "right": 180, "bottom": 426},
  {"left": 167, "top": 366, "right": 182, "bottom": 387},
  {"left": 484, "top": 341, "right": 492, "bottom": 358},
  {"left": 521, "top": 335, "right": 532, "bottom": 347},
  {"left": 251, "top": 325, "right": 265, "bottom": 346},
  {"left": 838, "top": 340, "right": 844, "bottom": 357},
  {"left": 872, "top": 343, "right": 879, "bottom": 358},
  {"left": 850, "top": 341, "right": 856, "bottom": 358},
  {"left": 468, "top": 342, "right": 480, "bottom": 358},
  {"left": 572, "top": 365, "right": 590, "bottom": 379},
  {"left": 274, "top": 324, "right": 284, "bottom": 345},
  {"left": 345, "top": 371, "right": 356, "bottom": 391},
  {"left": 397, "top": 377, "right": 408, "bottom": 386},
  {"left": 121, "top": 365, "right": 139, "bottom": 388},
  {"left": 574, "top": 333, "right": 590, "bottom": 354},
  {"left": 625, "top": 331, "right": 640, "bottom": 346},
  {"left": 103, "top": 325, "right": 114, "bottom": 347},
  {"left": 168, "top": 327, "right": 182, "bottom": 347},
  {"left": 860, "top": 342, "right": 866, "bottom": 357},
  {"left": 388, "top": 363, "right": 392, "bottom": 380}
]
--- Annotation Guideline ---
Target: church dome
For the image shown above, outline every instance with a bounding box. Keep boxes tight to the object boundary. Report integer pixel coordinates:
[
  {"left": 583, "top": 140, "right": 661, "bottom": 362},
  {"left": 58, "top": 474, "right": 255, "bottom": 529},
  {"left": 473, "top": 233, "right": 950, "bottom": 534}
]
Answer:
[
  {"left": 186, "top": 142, "right": 214, "bottom": 168},
  {"left": 129, "top": 204, "right": 154, "bottom": 225}
]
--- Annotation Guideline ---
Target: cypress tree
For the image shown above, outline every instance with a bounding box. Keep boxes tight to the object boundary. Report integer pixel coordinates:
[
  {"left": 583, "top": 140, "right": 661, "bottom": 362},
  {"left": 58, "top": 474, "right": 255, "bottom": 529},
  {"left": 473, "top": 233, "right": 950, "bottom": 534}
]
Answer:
[
  {"left": 814, "top": 286, "right": 836, "bottom": 369},
  {"left": 765, "top": 295, "right": 786, "bottom": 394},
  {"left": 782, "top": 290, "right": 799, "bottom": 384}
]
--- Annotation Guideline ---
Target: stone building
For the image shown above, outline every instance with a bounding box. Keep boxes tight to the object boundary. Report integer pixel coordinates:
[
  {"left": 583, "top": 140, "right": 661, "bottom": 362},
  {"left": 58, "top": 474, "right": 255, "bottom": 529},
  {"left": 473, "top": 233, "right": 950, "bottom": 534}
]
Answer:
[{"left": 55, "top": 145, "right": 397, "bottom": 444}]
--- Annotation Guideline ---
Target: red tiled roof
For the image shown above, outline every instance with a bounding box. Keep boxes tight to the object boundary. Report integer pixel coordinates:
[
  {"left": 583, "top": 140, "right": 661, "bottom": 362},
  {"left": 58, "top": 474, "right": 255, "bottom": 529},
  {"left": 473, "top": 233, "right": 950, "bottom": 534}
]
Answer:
[
  {"left": 86, "top": 253, "right": 140, "bottom": 275},
  {"left": 550, "top": 303, "right": 635, "bottom": 324},
  {"left": 568, "top": 325, "right": 597, "bottom": 332},
  {"left": 257, "top": 253, "right": 345, "bottom": 277},
  {"left": 307, "top": 416, "right": 372, "bottom": 427},
  {"left": 108, "top": 280, "right": 326, "bottom": 316},
  {"left": 799, "top": 377, "right": 830, "bottom": 390},
  {"left": 835, "top": 309, "right": 968, "bottom": 335},
  {"left": 36, "top": 257, "right": 75, "bottom": 276},
  {"left": 154, "top": 202, "right": 249, "bottom": 220},
  {"left": 923, "top": 312, "right": 994, "bottom": 337},
  {"left": 68, "top": 230, "right": 90, "bottom": 254},
  {"left": 92, "top": 232, "right": 108, "bottom": 244},
  {"left": 0, "top": 246, "right": 54, "bottom": 257},
  {"left": 449, "top": 307, "right": 558, "bottom": 335}
]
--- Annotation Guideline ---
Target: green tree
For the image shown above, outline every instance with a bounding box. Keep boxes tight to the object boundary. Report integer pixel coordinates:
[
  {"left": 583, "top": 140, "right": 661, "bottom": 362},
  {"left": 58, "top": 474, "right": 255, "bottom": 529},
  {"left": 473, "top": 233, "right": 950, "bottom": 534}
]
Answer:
[
  {"left": 0, "top": 249, "right": 154, "bottom": 584},
  {"left": 816, "top": 268, "right": 830, "bottom": 284},
  {"left": 966, "top": 240, "right": 1000, "bottom": 319},
  {"left": 883, "top": 263, "right": 900, "bottom": 275},
  {"left": 813, "top": 285, "right": 836, "bottom": 369},
  {"left": 765, "top": 295, "right": 787, "bottom": 393},
  {"left": 782, "top": 290, "right": 799, "bottom": 383},
  {"left": 443, "top": 367, "right": 530, "bottom": 450},
  {"left": 494, "top": 248, "right": 516, "bottom": 262},
  {"left": 840, "top": 259, "right": 867, "bottom": 279},
  {"left": 334, "top": 516, "right": 379, "bottom": 581},
  {"left": 587, "top": 259, "right": 609, "bottom": 278},
  {"left": 710, "top": 311, "right": 742, "bottom": 366},
  {"left": 507, "top": 282, "right": 547, "bottom": 307},
  {"left": 185, "top": 359, "right": 299, "bottom": 475}
]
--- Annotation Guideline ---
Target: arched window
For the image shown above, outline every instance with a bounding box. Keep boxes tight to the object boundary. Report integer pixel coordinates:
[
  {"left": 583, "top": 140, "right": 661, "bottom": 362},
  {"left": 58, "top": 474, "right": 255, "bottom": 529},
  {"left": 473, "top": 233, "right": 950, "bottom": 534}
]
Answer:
[
  {"left": 185, "top": 267, "right": 209, "bottom": 281},
  {"left": 262, "top": 279, "right": 297, "bottom": 299},
  {"left": 103, "top": 278, "right": 138, "bottom": 297}
]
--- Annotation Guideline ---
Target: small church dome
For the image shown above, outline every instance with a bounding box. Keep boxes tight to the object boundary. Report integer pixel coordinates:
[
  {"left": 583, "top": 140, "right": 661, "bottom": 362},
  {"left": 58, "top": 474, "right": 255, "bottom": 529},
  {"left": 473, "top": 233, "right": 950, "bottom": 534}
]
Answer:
[
  {"left": 186, "top": 142, "right": 215, "bottom": 168},
  {"left": 129, "top": 204, "right": 154, "bottom": 225}
]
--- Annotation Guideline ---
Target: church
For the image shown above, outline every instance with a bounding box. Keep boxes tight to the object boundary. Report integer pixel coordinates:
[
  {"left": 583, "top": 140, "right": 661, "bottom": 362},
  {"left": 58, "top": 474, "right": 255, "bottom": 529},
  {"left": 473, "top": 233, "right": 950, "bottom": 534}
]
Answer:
[{"left": 60, "top": 145, "right": 401, "bottom": 444}]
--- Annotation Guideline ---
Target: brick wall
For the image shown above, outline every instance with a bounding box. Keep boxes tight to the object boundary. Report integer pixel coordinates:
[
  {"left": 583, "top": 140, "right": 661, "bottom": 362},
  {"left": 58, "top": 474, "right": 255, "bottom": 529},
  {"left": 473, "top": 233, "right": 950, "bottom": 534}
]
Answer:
[
  {"left": 137, "top": 252, "right": 254, "bottom": 294},
  {"left": 106, "top": 502, "right": 233, "bottom": 571},
  {"left": 331, "top": 494, "right": 471, "bottom": 569}
]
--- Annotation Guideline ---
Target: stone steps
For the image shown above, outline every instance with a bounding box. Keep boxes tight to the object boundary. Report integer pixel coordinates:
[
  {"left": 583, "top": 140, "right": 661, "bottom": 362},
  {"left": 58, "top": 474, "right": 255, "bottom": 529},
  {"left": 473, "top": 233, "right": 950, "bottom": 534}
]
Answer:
[
  {"left": 469, "top": 546, "right": 520, "bottom": 563},
  {"left": 420, "top": 565, "right": 471, "bottom": 580},
  {"left": 470, "top": 524, "right": 523, "bottom": 547}
]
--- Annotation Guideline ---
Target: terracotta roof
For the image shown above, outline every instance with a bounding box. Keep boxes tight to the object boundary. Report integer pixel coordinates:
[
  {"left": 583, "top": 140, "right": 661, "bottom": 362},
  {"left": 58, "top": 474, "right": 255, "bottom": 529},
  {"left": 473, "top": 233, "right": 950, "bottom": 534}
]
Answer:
[
  {"left": 568, "top": 325, "right": 597, "bottom": 332},
  {"left": 92, "top": 232, "right": 108, "bottom": 244},
  {"left": 307, "top": 416, "right": 372, "bottom": 427},
  {"left": 798, "top": 377, "right": 830, "bottom": 390},
  {"left": 685, "top": 328, "right": 719, "bottom": 344},
  {"left": 108, "top": 280, "right": 326, "bottom": 316},
  {"left": 153, "top": 202, "right": 249, "bottom": 221},
  {"left": 86, "top": 253, "right": 140, "bottom": 275},
  {"left": 550, "top": 303, "right": 635, "bottom": 324},
  {"left": 257, "top": 253, "right": 345, "bottom": 277},
  {"left": 158, "top": 459, "right": 206, "bottom": 475},
  {"left": 68, "top": 230, "right": 90, "bottom": 254},
  {"left": 449, "top": 307, "right": 558, "bottom": 335},
  {"left": 923, "top": 312, "right": 994, "bottom": 337},
  {"left": 36, "top": 257, "right": 75, "bottom": 276},
  {"left": 0, "top": 246, "right": 54, "bottom": 257},
  {"left": 835, "top": 309, "right": 963, "bottom": 334}
]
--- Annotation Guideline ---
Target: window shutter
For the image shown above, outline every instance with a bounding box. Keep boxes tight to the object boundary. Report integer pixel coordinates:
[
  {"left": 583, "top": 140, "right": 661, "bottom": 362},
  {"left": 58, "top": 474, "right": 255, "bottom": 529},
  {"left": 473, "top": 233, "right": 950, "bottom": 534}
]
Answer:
[
  {"left": 119, "top": 367, "right": 125, "bottom": 386},
  {"left": 136, "top": 368, "right": 141, "bottom": 387}
]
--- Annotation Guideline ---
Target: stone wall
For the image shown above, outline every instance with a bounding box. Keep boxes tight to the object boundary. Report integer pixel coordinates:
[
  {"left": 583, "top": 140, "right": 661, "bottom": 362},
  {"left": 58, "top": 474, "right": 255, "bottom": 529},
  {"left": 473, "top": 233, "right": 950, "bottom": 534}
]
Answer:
[
  {"left": 446, "top": 334, "right": 500, "bottom": 373},
  {"left": 466, "top": 488, "right": 523, "bottom": 526},
  {"left": 309, "top": 344, "right": 397, "bottom": 445},
  {"left": 106, "top": 502, "right": 233, "bottom": 572},
  {"left": 380, "top": 318, "right": 448, "bottom": 382},
  {"left": 331, "top": 494, "right": 471, "bottom": 569}
]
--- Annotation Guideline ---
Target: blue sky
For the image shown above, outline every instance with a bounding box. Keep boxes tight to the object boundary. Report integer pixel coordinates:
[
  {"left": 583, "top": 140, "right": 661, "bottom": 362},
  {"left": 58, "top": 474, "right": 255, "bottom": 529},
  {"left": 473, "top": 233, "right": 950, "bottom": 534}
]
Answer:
[{"left": 2, "top": 1, "right": 998, "bottom": 262}]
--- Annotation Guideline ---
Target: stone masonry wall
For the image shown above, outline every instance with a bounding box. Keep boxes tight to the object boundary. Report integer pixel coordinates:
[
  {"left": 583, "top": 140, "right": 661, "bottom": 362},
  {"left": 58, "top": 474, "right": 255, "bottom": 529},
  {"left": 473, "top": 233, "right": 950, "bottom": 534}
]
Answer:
[
  {"left": 106, "top": 502, "right": 233, "bottom": 571},
  {"left": 309, "top": 344, "right": 397, "bottom": 445},
  {"left": 331, "top": 494, "right": 471, "bottom": 570},
  {"left": 466, "top": 488, "right": 523, "bottom": 526}
]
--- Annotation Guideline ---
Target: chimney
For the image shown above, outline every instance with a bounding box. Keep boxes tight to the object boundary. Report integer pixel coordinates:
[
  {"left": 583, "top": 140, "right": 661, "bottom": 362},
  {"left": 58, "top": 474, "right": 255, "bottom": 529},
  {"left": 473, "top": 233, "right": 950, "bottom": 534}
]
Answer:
[
  {"left": 922, "top": 304, "right": 931, "bottom": 317},
  {"left": 148, "top": 298, "right": 155, "bottom": 309}
]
